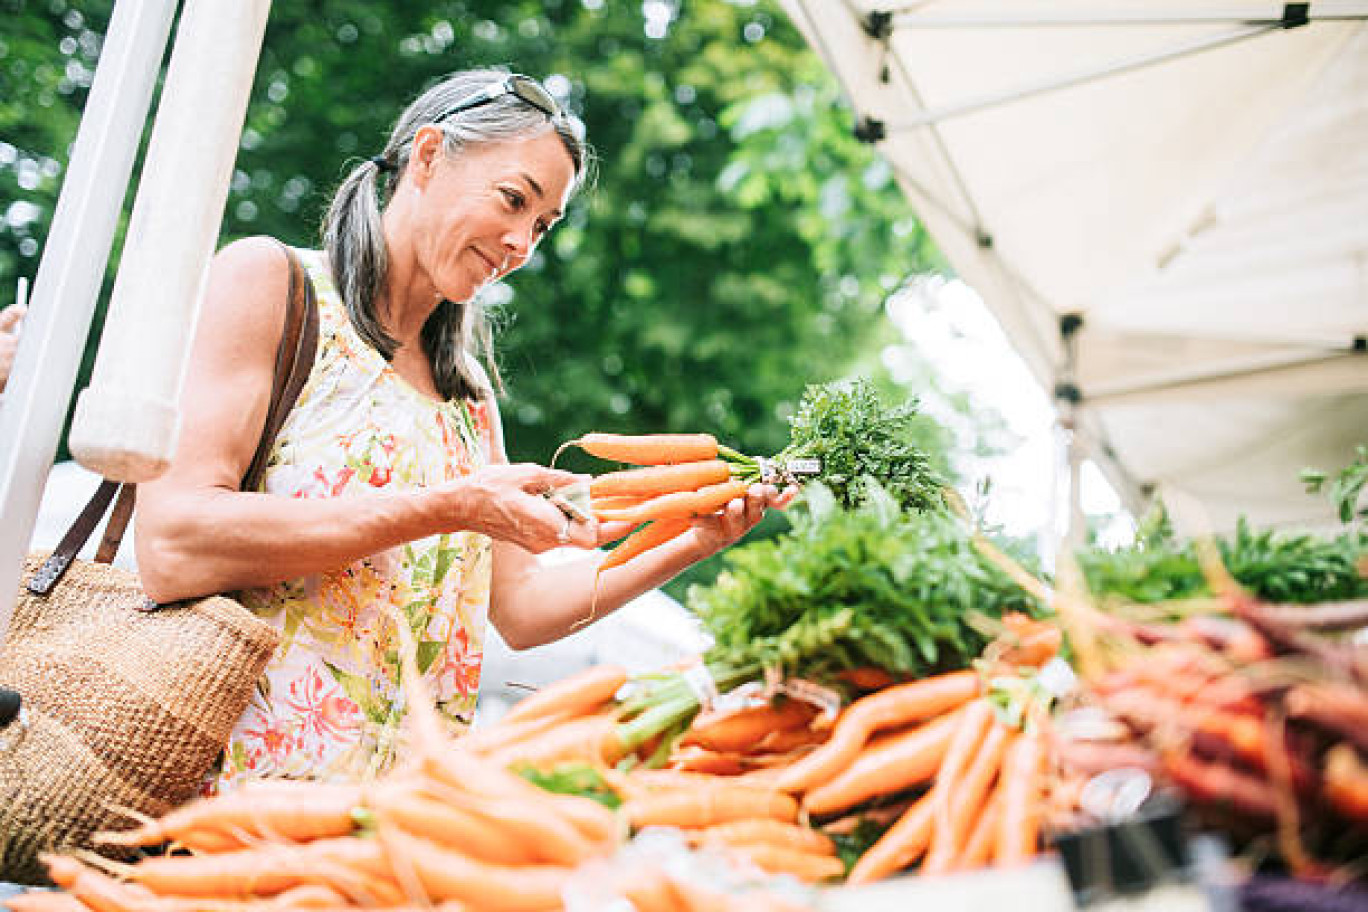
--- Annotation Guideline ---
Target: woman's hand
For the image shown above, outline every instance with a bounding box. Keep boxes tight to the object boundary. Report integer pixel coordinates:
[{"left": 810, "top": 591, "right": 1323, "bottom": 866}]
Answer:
[
  {"left": 441, "top": 463, "right": 599, "bottom": 553},
  {"left": 689, "top": 482, "right": 798, "bottom": 557}
]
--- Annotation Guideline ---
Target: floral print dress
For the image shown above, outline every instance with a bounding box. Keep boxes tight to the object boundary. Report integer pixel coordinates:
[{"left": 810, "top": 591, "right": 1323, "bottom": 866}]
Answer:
[{"left": 215, "top": 248, "right": 494, "bottom": 789}]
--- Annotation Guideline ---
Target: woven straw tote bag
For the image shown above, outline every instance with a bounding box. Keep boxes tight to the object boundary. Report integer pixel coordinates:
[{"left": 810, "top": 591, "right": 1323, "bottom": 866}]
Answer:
[{"left": 0, "top": 243, "right": 318, "bottom": 884}]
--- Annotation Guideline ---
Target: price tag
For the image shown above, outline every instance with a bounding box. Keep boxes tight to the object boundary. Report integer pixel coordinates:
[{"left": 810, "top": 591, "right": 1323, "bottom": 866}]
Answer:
[{"left": 785, "top": 458, "right": 822, "bottom": 476}]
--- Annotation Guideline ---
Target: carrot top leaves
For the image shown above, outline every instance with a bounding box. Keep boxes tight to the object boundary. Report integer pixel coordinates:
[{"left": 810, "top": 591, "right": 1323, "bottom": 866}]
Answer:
[{"left": 777, "top": 379, "right": 942, "bottom": 512}]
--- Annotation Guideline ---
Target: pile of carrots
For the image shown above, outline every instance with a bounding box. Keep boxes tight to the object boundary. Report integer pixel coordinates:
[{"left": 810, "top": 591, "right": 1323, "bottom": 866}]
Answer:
[
  {"left": 1058, "top": 584, "right": 1368, "bottom": 881},
  {"left": 12, "top": 618, "right": 816, "bottom": 912}
]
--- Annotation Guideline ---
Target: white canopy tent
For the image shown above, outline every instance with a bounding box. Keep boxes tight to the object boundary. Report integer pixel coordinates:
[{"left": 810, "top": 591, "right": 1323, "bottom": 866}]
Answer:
[{"left": 781, "top": 0, "right": 1368, "bottom": 533}]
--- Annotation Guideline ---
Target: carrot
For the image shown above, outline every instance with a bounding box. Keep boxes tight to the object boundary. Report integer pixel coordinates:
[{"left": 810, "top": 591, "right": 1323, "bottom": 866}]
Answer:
[
  {"left": 669, "top": 744, "right": 747, "bottom": 775},
  {"left": 776, "top": 670, "right": 980, "bottom": 793},
  {"left": 801, "top": 710, "right": 961, "bottom": 816},
  {"left": 461, "top": 708, "right": 569, "bottom": 756},
  {"left": 434, "top": 788, "right": 600, "bottom": 866},
  {"left": 501, "top": 664, "right": 628, "bottom": 726},
  {"left": 600, "top": 518, "right": 694, "bottom": 571},
  {"left": 591, "top": 460, "right": 732, "bottom": 498},
  {"left": 488, "top": 713, "right": 627, "bottom": 770},
  {"left": 625, "top": 786, "right": 799, "bottom": 829},
  {"left": 594, "top": 480, "right": 750, "bottom": 524},
  {"left": 753, "top": 725, "right": 827, "bottom": 754},
  {"left": 123, "top": 837, "right": 389, "bottom": 897},
  {"left": 846, "top": 789, "right": 936, "bottom": 885},
  {"left": 368, "top": 786, "right": 535, "bottom": 865},
  {"left": 727, "top": 843, "right": 846, "bottom": 883},
  {"left": 40, "top": 855, "right": 157, "bottom": 912},
  {"left": 923, "top": 720, "right": 1009, "bottom": 874},
  {"left": 422, "top": 746, "right": 615, "bottom": 844},
  {"left": 590, "top": 494, "right": 650, "bottom": 512},
  {"left": 684, "top": 700, "right": 815, "bottom": 754},
  {"left": 693, "top": 819, "right": 836, "bottom": 856},
  {"left": 1324, "top": 743, "right": 1368, "bottom": 823},
  {"left": 960, "top": 785, "right": 1002, "bottom": 870},
  {"left": 0, "top": 893, "right": 89, "bottom": 912},
  {"left": 996, "top": 730, "right": 1045, "bottom": 866},
  {"left": 929, "top": 700, "right": 995, "bottom": 866},
  {"left": 377, "top": 823, "right": 570, "bottom": 912},
  {"left": 94, "top": 781, "right": 361, "bottom": 849},
  {"left": 995, "top": 613, "right": 1063, "bottom": 668},
  {"left": 836, "top": 667, "right": 897, "bottom": 691},
  {"left": 573, "top": 432, "right": 719, "bottom": 465},
  {"left": 1162, "top": 748, "right": 1277, "bottom": 819}
]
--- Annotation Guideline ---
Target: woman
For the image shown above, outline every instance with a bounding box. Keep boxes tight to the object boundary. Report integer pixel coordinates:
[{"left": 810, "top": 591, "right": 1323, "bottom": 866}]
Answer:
[{"left": 135, "top": 70, "right": 788, "bottom": 786}]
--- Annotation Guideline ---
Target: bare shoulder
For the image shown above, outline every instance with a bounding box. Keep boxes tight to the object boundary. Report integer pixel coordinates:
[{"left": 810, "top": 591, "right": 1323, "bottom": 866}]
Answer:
[{"left": 203, "top": 236, "right": 293, "bottom": 340}]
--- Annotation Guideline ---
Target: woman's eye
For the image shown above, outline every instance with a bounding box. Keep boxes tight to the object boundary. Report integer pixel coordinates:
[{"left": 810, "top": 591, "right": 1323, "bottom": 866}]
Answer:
[
  {"left": 534, "top": 219, "right": 550, "bottom": 238},
  {"left": 501, "top": 188, "right": 525, "bottom": 210}
]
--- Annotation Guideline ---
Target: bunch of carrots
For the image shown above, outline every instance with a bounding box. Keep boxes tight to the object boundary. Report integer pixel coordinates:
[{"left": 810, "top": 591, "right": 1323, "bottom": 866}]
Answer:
[
  {"left": 1057, "top": 582, "right": 1368, "bottom": 882},
  {"left": 449, "top": 613, "right": 1070, "bottom": 887},
  {"left": 558, "top": 432, "right": 775, "bottom": 572}
]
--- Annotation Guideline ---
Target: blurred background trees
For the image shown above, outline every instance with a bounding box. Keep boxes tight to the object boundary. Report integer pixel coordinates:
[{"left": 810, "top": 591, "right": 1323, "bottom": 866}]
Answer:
[{"left": 3, "top": 0, "right": 1006, "bottom": 589}]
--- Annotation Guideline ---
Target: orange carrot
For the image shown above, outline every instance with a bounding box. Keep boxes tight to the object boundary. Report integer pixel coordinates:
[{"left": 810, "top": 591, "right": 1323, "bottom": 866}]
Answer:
[
  {"left": 923, "top": 721, "right": 1009, "bottom": 874},
  {"left": 594, "top": 480, "right": 750, "bottom": 524},
  {"left": 0, "top": 893, "right": 89, "bottom": 912},
  {"left": 625, "top": 786, "right": 799, "bottom": 829},
  {"left": 437, "top": 788, "right": 600, "bottom": 866},
  {"left": 776, "top": 670, "right": 980, "bottom": 793},
  {"left": 801, "top": 710, "right": 962, "bottom": 816},
  {"left": 501, "top": 664, "right": 628, "bottom": 726},
  {"left": 753, "top": 725, "right": 827, "bottom": 754},
  {"left": 930, "top": 700, "right": 995, "bottom": 866},
  {"left": 488, "top": 713, "right": 626, "bottom": 770},
  {"left": 995, "top": 613, "right": 1063, "bottom": 668},
  {"left": 377, "top": 823, "right": 571, "bottom": 911},
  {"left": 610, "top": 866, "right": 681, "bottom": 912},
  {"left": 368, "top": 786, "right": 535, "bottom": 865},
  {"left": 41, "top": 855, "right": 157, "bottom": 912},
  {"left": 836, "top": 667, "right": 898, "bottom": 691},
  {"left": 693, "top": 818, "right": 836, "bottom": 856},
  {"left": 591, "top": 460, "right": 732, "bottom": 498},
  {"left": 95, "top": 781, "right": 360, "bottom": 849},
  {"left": 461, "top": 708, "right": 570, "bottom": 756},
  {"left": 574, "top": 432, "right": 719, "bottom": 465},
  {"left": 727, "top": 843, "right": 846, "bottom": 883},
  {"left": 600, "top": 518, "right": 694, "bottom": 571},
  {"left": 960, "top": 785, "right": 1002, "bottom": 870},
  {"left": 846, "top": 789, "right": 936, "bottom": 885},
  {"left": 590, "top": 494, "right": 650, "bottom": 512},
  {"left": 684, "top": 700, "right": 816, "bottom": 753},
  {"left": 121, "top": 837, "right": 388, "bottom": 897},
  {"left": 996, "top": 729, "right": 1045, "bottom": 866},
  {"left": 1325, "top": 743, "right": 1368, "bottom": 823},
  {"left": 669, "top": 744, "right": 747, "bottom": 775}
]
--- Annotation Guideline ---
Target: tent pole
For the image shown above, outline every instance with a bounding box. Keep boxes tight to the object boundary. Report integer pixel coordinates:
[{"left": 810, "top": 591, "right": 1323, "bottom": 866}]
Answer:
[
  {"left": 0, "top": 0, "right": 179, "bottom": 644},
  {"left": 69, "top": 0, "right": 273, "bottom": 481}
]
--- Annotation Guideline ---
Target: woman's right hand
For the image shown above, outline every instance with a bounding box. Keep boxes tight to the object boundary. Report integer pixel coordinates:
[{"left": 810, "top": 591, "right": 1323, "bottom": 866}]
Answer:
[{"left": 438, "top": 463, "right": 598, "bottom": 553}]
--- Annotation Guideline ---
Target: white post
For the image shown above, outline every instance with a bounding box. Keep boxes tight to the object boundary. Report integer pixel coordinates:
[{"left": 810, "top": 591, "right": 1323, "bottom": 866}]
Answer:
[
  {"left": 0, "top": 0, "right": 179, "bottom": 643},
  {"left": 69, "top": 0, "right": 273, "bottom": 481}
]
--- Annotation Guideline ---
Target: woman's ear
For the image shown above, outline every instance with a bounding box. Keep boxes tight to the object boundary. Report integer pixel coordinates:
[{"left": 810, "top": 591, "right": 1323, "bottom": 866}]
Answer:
[{"left": 408, "top": 125, "right": 445, "bottom": 187}]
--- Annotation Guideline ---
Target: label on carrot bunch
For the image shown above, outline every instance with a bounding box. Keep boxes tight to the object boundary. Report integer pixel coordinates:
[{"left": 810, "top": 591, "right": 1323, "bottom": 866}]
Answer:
[{"left": 712, "top": 680, "right": 772, "bottom": 714}]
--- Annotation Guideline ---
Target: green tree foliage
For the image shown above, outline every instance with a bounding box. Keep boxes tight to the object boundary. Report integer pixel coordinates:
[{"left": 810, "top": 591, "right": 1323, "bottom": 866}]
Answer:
[{"left": 2, "top": 0, "right": 941, "bottom": 473}]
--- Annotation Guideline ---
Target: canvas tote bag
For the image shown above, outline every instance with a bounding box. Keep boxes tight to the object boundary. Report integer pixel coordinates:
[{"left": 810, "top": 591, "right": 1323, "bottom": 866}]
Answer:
[{"left": 0, "top": 244, "right": 319, "bottom": 884}]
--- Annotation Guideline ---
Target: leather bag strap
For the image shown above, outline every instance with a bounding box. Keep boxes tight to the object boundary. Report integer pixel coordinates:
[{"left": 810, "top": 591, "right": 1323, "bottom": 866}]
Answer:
[{"left": 28, "top": 242, "right": 319, "bottom": 597}]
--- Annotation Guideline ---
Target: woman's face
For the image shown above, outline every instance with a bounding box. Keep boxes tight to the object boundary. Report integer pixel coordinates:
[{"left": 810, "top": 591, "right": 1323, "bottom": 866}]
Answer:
[{"left": 410, "top": 129, "right": 575, "bottom": 303}]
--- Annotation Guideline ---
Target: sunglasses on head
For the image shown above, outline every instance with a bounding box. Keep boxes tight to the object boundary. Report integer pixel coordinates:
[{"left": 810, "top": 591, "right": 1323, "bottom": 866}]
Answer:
[{"left": 432, "top": 74, "right": 560, "bottom": 124}]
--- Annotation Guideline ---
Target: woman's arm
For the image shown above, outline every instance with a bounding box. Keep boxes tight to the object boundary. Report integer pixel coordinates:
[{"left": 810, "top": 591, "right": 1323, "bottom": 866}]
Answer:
[{"left": 135, "top": 237, "right": 588, "bottom": 603}]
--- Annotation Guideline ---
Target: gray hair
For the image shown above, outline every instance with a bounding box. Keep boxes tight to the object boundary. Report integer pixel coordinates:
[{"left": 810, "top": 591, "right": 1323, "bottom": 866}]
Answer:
[{"left": 322, "top": 69, "right": 592, "bottom": 402}]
